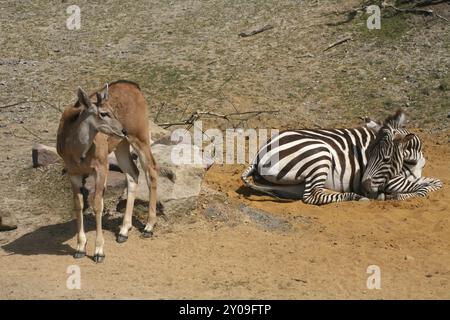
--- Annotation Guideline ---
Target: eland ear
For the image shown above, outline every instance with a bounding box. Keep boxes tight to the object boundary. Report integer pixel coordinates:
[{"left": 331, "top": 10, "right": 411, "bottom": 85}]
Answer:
[
  {"left": 95, "top": 92, "right": 102, "bottom": 106},
  {"left": 95, "top": 84, "right": 109, "bottom": 106},
  {"left": 77, "top": 87, "right": 91, "bottom": 108},
  {"left": 100, "top": 83, "right": 109, "bottom": 100}
]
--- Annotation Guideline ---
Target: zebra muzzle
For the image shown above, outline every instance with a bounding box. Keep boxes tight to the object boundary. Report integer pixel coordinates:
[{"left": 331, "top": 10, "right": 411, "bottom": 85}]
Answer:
[{"left": 362, "top": 178, "right": 378, "bottom": 199}]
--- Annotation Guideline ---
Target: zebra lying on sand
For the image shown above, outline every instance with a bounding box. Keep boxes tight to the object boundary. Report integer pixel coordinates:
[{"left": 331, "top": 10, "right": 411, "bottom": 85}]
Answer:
[{"left": 241, "top": 110, "right": 442, "bottom": 204}]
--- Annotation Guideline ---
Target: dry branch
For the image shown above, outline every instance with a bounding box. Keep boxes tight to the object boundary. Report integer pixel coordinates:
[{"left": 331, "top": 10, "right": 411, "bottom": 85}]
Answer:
[
  {"left": 382, "top": 2, "right": 449, "bottom": 22},
  {"left": 154, "top": 102, "right": 165, "bottom": 123},
  {"left": 239, "top": 24, "right": 274, "bottom": 38},
  {"left": 0, "top": 99, "right": 62, "bottom": 112},
  {"left": 156, "top": 109, "right": 280, "bottom": 129},
  {"left": 326, "top": 0, "right": 449, "bottom": 26},
  {"left": 413, "top": 0, "right": 448, "bottom": 8},
  {"left": 323, "top": 36, "right": 353, "bottom": 52}
]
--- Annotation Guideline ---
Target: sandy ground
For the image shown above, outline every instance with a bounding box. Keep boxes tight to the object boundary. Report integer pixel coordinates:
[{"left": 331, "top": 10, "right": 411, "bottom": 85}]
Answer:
[
  {"left": 0, "top": 0, "right": 449, "bottom": 299},
  {"left": 0, "top": 131, "right": 449, "bottom": 299}
]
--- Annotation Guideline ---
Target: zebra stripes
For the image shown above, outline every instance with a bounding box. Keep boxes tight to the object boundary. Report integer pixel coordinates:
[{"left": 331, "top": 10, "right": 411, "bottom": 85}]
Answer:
[
  {"left": 383, "top": 175, "right": 443, "bottom": 200},
  {"left": 241, "top": 110, "right": 442, "bottom": 205}
]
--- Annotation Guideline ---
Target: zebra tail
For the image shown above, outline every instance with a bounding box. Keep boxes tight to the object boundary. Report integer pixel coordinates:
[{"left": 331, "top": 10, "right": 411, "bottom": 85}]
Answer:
[
  {"left": 241, "top": 163, "right": 256, "bottom": 187},
  {"left": 241, "top": 164, "right": 298, "bottom": 200}
]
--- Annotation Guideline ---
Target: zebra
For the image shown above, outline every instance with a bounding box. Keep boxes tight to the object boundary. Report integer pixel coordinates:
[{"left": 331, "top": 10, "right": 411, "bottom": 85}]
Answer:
[{"left": 241, "top": 110, "right": 442, "bottom": 205}]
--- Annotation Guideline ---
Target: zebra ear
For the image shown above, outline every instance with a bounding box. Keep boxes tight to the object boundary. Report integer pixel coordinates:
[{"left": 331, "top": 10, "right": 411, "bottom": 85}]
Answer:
[
  {"left": 401, "top": 133, "right": 416, "bottom": 144},
  {"left": 393, "top": 133, "right": 414, "bottom": 145},
  {"left": 385, "top": 109, "right": 407, "bottom": 129},
  {"left": 364, "top": 117, "right": 381, "bottom": 132}
]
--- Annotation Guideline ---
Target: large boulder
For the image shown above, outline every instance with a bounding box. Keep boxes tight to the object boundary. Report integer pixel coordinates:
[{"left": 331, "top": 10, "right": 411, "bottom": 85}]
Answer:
[{"left": 120, "top": 143, "right": 211, "bottom": 217}]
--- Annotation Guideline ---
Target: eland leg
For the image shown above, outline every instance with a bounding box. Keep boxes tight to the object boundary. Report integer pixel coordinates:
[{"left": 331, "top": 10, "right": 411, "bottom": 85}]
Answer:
[
  {"left": 114, "top": 140, "right": 139, "bottom": 243},
  {"left": 132, "top": 140, "right": 158, "bottom": 238},
  {"left": 70, "top": 175, "right": 87, "bottom": 259},
  {"left": 92, "top": 166, "right": 107, "bottom": 263}
]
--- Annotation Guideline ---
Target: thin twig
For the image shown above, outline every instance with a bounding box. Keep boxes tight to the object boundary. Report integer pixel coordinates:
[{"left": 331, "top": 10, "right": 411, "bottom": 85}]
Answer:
[
  {"left": 156, "top": 109, "right": 280, "bottom": 128},
  {"left": 435, "top": 12, "right": 449, "bottom": 22},
  {"left": 323, "top": 36, "right": 353, "bottom": 52},
  {"left": 239, "top": 24, "right": 274, "bottom": 38},
  {"left": 326, "top": 0, "right": 449, "bottom": 26},
  {"left": 0, "top": 99, "right": 62, "bottom": 113},
  {"left": 154, "top": 101, "right": 165, "bottom": 123},
  {"left": 383, "top": 2, "right": 449, "bottom": 22},
  {"left": 413, "top": 0, "right": 447, "bottom": 8},
  {"left": 21, "top": 126, "right": 43, "bottom": 141}
]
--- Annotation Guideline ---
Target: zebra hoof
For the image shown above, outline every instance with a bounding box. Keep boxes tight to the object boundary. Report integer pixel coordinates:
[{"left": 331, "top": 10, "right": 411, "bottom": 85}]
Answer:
[
  {"left": 142, "top": 230, "right": 153, "bottom": 238},
  {"left": 93, "top": 254, "right": 105, "bottom": 263},
  {"left": 116, "top": 234, "right": 128, "bottom": 243},
  {"left": 358, "top": 197, "right": 370, "bottom": 201},
  {"left": 377, "top": 193, "right": 385, "bottom": 201},
  {"left": 73, "top": 251, "right": 86, "bottom": 259}
]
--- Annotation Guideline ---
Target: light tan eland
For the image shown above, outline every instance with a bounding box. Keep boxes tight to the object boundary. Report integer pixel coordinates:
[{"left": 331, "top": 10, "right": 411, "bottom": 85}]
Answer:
[{"left": 57, "top": 80, "right": 158, "bottom": 263}]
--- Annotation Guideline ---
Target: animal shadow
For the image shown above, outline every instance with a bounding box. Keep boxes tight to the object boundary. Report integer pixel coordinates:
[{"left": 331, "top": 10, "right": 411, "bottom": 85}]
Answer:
[
  {"left": 236, "top": 185, "right": 303, "bottom": 203},
  {"left": 1, "top": 214, "right": 145, "bottom": 257}
]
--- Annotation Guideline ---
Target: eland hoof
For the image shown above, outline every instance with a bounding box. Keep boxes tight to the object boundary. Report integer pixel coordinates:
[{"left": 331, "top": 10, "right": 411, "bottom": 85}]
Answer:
[
  {"left": 73, "top": 251, "right": 86, "bottom": 259},
  {"left": 116, "top": 234, "right": 128, "bottom": 243},
  {"left": 142, "top": 230, "right": 153, "bottom": 238},
  {"left": 93, "top": 254, "right": 105, "bottom": 263}
]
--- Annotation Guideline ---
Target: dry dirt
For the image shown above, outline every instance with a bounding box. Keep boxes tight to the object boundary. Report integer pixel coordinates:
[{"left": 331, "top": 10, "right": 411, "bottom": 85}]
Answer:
[{"left": 0, "top": 0, "right": 449, "bottom": 299}]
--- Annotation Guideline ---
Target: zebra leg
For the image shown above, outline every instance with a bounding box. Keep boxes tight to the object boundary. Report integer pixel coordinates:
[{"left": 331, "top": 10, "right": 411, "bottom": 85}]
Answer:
[
  {"left": 302, "top": 179, "right": 367, "bottom": 205},
  {"left": 384, "top": 176, "right": 443, "bottom": 200}
]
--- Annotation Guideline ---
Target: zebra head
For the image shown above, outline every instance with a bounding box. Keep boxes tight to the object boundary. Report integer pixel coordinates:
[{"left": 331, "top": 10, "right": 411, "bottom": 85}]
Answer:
[{"left": 361, "top": 110, "right": 417, "bottom": 198}]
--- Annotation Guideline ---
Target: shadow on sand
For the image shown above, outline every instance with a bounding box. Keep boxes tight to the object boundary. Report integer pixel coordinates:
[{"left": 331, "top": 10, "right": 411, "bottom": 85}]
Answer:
[
  {"left": 235, "top": 185, "right": 302, "bottom": 203},
  {"left": 1, "top": 214, "right": 145, "bottom": 257}
]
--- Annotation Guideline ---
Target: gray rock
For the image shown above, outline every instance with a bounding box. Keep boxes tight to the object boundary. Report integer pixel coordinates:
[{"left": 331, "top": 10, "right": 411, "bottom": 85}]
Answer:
[
  {"left": 125, "top": 143, "right": 208, "bottom": 217},
  {"left": 107, "top": 153, "right": 122, "bottom": 172},
  {"left": 32, "top": 143, "right": 60, "bottom": 167},
  {"left": 0, "top": 211, "right": 18, "bottom": 231},
  {"left": 85, "top": 170, "right": 127, "bottom": 190},
  {"left": 108, "top": 123, "right": 170, "bottom": 172},
  {"left": 149, "top": 120, "right": 170, "bottom": 142},
  {"left": 239, "top": 204, "right": 292, "bottom": 232}
]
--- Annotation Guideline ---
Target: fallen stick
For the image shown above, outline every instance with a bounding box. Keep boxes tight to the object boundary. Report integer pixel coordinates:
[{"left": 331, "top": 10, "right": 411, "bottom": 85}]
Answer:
[
  {"left": 413, "top": 0, "right": 447, "bottom": 8},
  {"left": 383, "top": 2, "right": 449, "bottom": 22},
  {"left": 239, "top": 24, "right": 274, "bottom": 38},
  {"left": 156, "top": 109, "right": 280, "bottom": 128},
  {"left": 323, "top": 36, "right": 352, "bottom": 52},
  {"left": 0, "top": 99, "right": 62, "bottom": 112}
]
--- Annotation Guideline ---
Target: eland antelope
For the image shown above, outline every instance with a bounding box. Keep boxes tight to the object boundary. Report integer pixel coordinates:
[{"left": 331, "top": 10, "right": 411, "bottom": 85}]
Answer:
[{"left": 57, "top": 80, "right": 158, "bottom": 262}]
